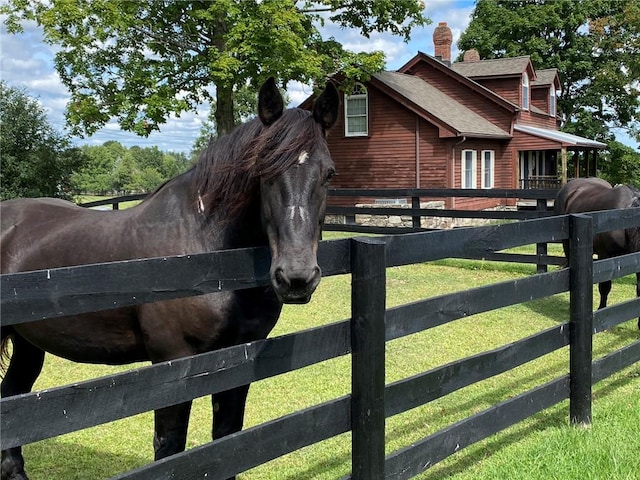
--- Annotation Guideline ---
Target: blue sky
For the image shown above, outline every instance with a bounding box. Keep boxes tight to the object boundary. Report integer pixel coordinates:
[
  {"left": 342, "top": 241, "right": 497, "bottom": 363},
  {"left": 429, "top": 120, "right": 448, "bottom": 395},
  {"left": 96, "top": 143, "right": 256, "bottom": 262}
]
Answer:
[{"left": 1, "top": 0, "right": 637, "bottom": 153}]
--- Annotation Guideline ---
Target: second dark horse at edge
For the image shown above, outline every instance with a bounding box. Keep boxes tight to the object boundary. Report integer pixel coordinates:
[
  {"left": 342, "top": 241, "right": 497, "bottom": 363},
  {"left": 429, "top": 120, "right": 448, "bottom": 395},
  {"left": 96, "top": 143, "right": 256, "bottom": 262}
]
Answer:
[{"left": 554, "top": 177, "right": 640, "bottom": 330}]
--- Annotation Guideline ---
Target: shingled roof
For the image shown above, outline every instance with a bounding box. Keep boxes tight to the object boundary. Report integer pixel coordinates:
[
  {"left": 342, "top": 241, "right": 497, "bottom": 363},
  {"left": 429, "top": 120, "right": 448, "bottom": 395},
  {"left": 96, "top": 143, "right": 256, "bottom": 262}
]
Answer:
[
  {"left": 373, "top": 71, "right": 511, "bottom": 138},
  {"left": 450, "top": 56, "right": 532, "bottom": 79},
  {"left": 531, "top": 68, "right": 558, "bottom": 86}
]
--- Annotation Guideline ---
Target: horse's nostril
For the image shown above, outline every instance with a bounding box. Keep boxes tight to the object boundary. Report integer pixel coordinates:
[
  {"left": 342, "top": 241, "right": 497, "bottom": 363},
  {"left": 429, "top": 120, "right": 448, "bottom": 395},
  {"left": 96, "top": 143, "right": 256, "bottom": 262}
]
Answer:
[{"left": 275, "top": 268, "right": 288, "bottom": 287}]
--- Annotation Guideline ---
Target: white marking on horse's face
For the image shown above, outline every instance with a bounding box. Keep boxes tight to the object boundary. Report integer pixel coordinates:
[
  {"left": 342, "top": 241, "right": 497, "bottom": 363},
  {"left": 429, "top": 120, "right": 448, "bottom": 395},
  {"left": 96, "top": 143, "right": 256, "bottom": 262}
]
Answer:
[
  {"left": 288, "top": 205, "right": 308, "bottom": 222},
  {"left": 297, "top": 151, "right": 309, "bottom": 165},
  {"left": 197, "top": 194, "right": 205, "bottom": 214}
]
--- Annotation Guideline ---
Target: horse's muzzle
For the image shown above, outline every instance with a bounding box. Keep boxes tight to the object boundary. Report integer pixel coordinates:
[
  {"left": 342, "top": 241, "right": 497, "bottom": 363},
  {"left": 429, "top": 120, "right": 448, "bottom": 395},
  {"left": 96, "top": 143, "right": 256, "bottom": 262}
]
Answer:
[{"left": 272, "top": 264, "right": 321, "bottom": 304}]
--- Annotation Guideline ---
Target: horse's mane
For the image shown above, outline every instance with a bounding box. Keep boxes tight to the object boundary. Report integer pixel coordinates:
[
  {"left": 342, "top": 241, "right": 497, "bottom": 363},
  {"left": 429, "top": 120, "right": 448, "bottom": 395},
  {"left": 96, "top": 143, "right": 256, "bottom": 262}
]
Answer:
[{"left": 192, "top": 108, "right": 325, "bottom": 222}]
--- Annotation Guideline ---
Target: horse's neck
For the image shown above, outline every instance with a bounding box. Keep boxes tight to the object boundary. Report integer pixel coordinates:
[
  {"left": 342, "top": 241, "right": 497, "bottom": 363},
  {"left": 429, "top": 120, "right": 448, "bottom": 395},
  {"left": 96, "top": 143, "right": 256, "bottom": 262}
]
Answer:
[{"left": 217, "top": 196, "right": 268, "bottom": 250}]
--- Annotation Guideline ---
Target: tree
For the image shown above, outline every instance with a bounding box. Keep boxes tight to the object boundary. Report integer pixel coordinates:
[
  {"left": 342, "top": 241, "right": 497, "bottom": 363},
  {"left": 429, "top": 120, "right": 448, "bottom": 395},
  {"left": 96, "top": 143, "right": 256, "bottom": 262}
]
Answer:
[
  {"left": 598, "top": 141, "right": 640, "bottom": 187},
  {"left": 2, "top": 0, "right": 428, "bottom": 138},
  {"left": 0, "top": 81, "right": 85, "bottom": 200},
  {"left": 457, "top": 0, "right": 640, "bottom": 144}
]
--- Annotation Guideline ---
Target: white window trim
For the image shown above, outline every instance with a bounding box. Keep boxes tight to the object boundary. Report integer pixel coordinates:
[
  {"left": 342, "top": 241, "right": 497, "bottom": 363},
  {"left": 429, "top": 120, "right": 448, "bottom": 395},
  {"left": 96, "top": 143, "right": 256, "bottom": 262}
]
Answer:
[
  {"left": 461, "top": 149, "right": 477, "bottom": 189},
  {"left": 549, "top": 87, "right": 556, "bottom": 117},
  {"left": 344, "top": 83, "right": 368, "bottom": 137},
  {"left": 481, "top": 150, "right": 495, "bottom": 189},
  {"left": 522, "top": 73, "right": 529, "bottom": 110}
]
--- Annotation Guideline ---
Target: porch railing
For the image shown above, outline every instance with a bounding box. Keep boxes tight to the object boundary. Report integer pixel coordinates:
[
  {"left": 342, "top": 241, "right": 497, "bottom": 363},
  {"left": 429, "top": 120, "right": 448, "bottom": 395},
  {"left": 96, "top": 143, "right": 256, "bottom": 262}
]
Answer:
[{"left": 520, "top": 176, "right": 562, "bottom": 189}]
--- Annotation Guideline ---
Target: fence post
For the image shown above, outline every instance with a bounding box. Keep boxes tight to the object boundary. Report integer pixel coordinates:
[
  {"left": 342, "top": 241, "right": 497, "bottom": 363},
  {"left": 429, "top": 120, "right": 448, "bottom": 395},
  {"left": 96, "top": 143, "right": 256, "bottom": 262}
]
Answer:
[
  {"left": 350, "top": 237, "right": 386, "bottom": 479},
  {"left": 536, "top": 198, "right": 548, "bottom": 273},
  {"left": 411, "top": 196, "right": 420, "bottom": 229},
  {"left": 568, "top": 213, "right": 594, "bottom": 426}
]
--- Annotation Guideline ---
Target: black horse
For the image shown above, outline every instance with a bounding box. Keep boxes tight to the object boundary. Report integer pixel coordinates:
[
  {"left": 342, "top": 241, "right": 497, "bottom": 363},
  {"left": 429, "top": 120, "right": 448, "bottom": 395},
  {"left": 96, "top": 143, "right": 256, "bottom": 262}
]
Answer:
[
  {"left": 554, "top": 177, "right": 640, "bottom": 329},
  {"left": 0, "top": 78, "right": 339, "bottom": 480}
]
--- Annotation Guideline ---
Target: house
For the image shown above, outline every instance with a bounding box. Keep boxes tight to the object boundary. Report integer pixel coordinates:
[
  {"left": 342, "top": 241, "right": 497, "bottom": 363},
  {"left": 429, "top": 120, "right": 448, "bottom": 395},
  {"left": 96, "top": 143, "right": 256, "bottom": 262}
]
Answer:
[{"left": 303, "top": 22, "right": 605, "bottom": 210}]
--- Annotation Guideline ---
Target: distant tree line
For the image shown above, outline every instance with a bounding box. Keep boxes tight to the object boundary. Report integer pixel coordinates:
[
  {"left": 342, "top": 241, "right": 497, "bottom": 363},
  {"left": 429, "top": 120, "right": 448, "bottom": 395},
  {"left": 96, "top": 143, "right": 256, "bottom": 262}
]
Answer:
[
  {"left": 72, "top": 142, "right": 192, "bottom": 195},
  {"left": 1, "top": 81, "right": 193, "bottom": 200}
]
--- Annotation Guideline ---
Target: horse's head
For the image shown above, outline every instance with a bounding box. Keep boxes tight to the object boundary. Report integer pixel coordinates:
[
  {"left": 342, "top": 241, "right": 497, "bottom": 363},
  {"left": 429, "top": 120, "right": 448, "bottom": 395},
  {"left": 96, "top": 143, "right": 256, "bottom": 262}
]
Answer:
[{"left": 256, "top": 78, "right": 339, "bottom": 303}]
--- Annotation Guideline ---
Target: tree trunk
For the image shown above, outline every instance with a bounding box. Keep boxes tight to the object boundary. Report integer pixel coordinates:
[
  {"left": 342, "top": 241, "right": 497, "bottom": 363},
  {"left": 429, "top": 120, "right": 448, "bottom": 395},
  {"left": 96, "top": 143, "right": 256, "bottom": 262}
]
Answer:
[
  {"left": 212, "top": 13, "right": 235, "bottom": 137},
  {"left": 214, "top": 82, "right": 235, "bottom": 137}
]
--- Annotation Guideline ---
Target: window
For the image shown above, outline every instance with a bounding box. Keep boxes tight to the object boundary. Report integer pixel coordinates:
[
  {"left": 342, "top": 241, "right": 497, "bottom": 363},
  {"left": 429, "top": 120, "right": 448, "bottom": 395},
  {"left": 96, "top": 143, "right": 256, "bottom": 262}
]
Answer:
[
  {"left": 522, "top": 73, "right": 529, "bottom": 110},
  {"left": 549, "top": 87, "right": 556, "bottom": 117},
  {"left": 461, "top": 150, "right": 477, "bottom": 188},
  {"left": 481, "top": 150, "right": 494, "bottom": 189},
  {"left": 344, "top": 83, "right": 368, "bottom": 136}
]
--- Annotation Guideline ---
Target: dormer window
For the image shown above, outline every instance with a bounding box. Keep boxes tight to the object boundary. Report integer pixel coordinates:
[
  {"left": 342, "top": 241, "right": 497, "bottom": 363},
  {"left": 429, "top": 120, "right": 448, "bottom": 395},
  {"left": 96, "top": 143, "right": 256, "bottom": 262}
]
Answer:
[
  {"left": 345, "top": 83, "right": 368, "bottom": 136},
  {"left": 549, "top": 87, "right": 556, "bottom": 117},
  {"left": 522, "top": 73, "right": 529, "bottom": 110}
]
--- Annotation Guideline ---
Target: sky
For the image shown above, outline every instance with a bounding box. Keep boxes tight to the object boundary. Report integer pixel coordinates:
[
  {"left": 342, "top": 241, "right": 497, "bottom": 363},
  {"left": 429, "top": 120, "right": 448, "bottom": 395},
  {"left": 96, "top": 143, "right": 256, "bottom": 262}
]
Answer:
[{"left": 1, "top": 0, "right": 638, "bottom": 154}]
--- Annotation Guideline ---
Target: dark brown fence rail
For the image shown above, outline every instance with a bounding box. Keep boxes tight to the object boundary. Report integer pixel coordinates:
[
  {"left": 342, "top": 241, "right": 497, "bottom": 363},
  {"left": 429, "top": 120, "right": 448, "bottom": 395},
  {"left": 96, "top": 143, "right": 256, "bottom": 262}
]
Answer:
[
  {"left": 79, "top": 188, "right": 561, "bottom": 271},
  {"left": 2, "top": 209, "right": 639, "bottom": 480}
]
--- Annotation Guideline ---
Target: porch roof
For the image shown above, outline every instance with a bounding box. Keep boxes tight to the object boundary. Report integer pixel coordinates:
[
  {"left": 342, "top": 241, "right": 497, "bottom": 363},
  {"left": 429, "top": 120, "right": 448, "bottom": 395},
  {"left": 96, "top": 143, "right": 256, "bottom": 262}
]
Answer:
[{"left": 514, "top": 125, "right": 606, "bottom": 148}]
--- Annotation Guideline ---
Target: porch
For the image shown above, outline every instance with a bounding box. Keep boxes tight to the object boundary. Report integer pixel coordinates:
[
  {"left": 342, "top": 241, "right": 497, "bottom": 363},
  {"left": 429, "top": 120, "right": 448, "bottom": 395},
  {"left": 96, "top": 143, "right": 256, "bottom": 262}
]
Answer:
[{"left": 515, "top": 125, "right": 606, "bottom": 189}]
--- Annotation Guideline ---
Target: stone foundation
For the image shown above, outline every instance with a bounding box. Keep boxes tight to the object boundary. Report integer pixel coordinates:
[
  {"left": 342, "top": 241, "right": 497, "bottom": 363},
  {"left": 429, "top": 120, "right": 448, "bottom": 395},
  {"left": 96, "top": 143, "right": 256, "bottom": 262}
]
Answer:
[{"left": 325, "top": 202, "right": 516, "bottom": 229}]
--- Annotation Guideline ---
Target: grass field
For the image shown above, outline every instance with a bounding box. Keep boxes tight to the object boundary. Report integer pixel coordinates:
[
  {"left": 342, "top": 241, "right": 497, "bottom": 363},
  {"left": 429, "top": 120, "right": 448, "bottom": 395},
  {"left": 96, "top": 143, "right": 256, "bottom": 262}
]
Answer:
[{"left": 12, "top": 239, "right": 640, "bottom": 480}]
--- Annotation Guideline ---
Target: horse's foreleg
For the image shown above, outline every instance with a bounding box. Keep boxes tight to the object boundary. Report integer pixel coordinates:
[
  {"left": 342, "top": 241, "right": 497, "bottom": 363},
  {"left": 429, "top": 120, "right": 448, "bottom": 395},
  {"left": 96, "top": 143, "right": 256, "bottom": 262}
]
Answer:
[
  {"left": 1, "top": 334, "right": 45, "bottom": 480},
  {"left": 210, "top": 385, "right": 251, "bottom": 480},
  {"left": 597, "top": 280, "right": 612, "bottom": 310},
  {"left": 153, "top": 402, "right": 192, "bottom": 460},
  {"left": 212, "top": 384, "right": 250, "bottom": 439}
]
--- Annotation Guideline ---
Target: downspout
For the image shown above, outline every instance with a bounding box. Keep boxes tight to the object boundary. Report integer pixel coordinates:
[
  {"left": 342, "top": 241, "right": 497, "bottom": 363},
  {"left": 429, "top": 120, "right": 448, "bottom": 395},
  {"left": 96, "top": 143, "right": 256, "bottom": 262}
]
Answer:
[
  {"left": 415, "top": 115, "right": 420, "bottom": 188},
  {"left": 452, "top": 136, "right": 467, "bottom": 209}
]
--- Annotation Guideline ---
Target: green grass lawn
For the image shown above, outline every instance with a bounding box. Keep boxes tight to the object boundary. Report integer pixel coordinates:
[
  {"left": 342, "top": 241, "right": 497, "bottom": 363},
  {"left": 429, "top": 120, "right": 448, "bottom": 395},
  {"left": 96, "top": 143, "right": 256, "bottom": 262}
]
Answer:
[{"left": 15, "top": 239, "right": 640, "bottom": 480}]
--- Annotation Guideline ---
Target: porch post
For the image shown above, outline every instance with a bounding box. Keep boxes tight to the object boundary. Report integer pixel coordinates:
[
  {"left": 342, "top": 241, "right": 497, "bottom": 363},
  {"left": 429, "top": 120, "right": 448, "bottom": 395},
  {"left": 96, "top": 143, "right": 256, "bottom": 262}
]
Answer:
[{"left": 561, "top": 146, "right": 568, "bottom": 185}]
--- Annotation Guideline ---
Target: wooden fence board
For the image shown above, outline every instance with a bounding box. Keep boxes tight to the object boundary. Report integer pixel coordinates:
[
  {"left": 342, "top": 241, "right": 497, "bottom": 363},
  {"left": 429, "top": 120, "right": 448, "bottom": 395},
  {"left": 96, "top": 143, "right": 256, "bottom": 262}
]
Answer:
[
  {"left": 327, "top": 206, "right": 550, "bottom": 220},
  {"left": 0, "top": 239, "right": 351, "bottom": 325},
  {"left": 385, "top": 269, "right": 569, "bottom": 341},
  {"left": 381, "top": 216, "right": 568, "bottom": 267},
  {"left": 593, "top": 297, "right": 640, "bottom": 333},
  {"left": 592, "top": 207, "right": 640, "bottom": 234},
  {"left": 112, "top": 396, "right": 351, "bottom": 480},
  {"left": 593, "top": 252, "right": 640, "bottom": 284},
  {"left": 592, "top": 341, "right": 640, "bottom": 383},
  {"left": 330, "top": 188, "right": 557, "bottom": 199},
  {"left": 381, "top": 377, "right": 570, "bottom": 480},
  {"left": 1, "top": 320, "right": 351, "bottom": 449},
  {"left": 385, "top": 324, "right": 569, "bottom": 418}
]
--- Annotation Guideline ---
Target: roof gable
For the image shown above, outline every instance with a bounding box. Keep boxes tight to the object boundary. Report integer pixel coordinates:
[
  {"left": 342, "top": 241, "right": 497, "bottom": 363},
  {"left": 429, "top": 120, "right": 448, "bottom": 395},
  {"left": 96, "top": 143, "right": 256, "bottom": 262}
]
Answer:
[
  {"left": 531, "top": 68, "right": 561, "bottom": 91},
  {"left": 372, "top": 71, "right": 511, "bottom": 139},
  {"left": 397, "top": 52, "right": 518, "bottom": 113}
]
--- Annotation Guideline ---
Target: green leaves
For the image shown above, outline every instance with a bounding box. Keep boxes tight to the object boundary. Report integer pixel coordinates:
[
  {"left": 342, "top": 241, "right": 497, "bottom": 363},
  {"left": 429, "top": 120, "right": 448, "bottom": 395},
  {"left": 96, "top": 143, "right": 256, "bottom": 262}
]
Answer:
[
  {"left": 0, "top": 82, "right": 85, "bottom": 200},
  {"left": 458, "top": 0, "right": 640, "bottom": 145},
  {"left": 2, "top": 0, "right": 429, "bottom": 137}
]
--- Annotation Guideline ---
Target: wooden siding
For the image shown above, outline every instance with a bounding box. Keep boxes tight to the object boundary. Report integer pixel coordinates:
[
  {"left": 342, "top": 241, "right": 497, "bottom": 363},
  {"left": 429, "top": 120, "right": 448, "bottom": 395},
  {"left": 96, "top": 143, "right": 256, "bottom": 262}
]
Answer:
[
  {"left": 418, "top": 118, "right": 448, "bottom": 189},
  {"left": 449, "top": 139, "right": 515, "bottom": 209},
  {"left": 327, "top": 84, "right": 417, "bottom": 192},
  {"left": 474, "top": 77, "right": 521, "bottom": 106},
  {"left": 531, "top": 87, "right": 551, "bottom": 116}
]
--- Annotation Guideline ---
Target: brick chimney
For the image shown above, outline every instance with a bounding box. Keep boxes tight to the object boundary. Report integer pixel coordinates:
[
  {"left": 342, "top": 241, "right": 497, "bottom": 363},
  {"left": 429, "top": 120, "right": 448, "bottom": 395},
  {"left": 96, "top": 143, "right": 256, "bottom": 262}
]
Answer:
[
  {"left": 463, "top": 48, "right": 480, "bottom": 62},
  {"left": 433, "top": 22, "right": 452, "bottom": 65}
]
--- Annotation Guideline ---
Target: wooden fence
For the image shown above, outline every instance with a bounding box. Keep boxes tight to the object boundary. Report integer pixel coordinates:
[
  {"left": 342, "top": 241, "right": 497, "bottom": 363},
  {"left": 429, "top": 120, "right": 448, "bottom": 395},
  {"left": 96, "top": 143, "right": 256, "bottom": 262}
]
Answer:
[
  {"left": 80, "top": 188, "right": 561, "bottom": 270},
  {"left": 2, "top": 209, "right": 640, "bottom": 479}
]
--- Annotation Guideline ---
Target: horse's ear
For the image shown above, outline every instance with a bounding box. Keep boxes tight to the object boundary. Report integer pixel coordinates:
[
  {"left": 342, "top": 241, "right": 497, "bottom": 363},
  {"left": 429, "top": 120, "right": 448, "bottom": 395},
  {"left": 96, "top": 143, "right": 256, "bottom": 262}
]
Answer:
[
  {"left": 258, "top": 77, "right": 284, "bottom": 126},
  {"left": 313, "top": 81, "right": 340, "bottom": 130}
]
